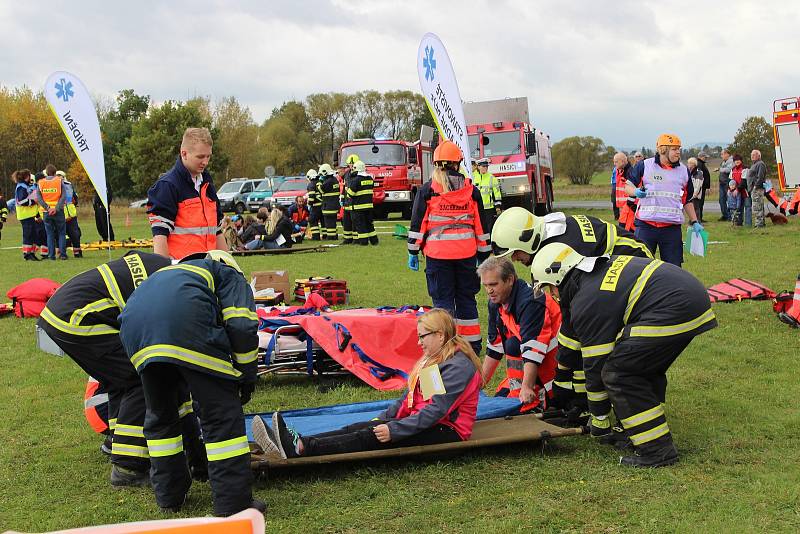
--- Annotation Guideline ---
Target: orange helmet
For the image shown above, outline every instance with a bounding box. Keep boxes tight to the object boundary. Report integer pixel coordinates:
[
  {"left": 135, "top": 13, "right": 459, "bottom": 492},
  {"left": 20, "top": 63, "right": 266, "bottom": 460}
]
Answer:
[
  {"left": 656, "top": 134, "right": 681, "bottom": 148},
  {"left": 433, "top": 140, "right": 463, "bottom": 163}
]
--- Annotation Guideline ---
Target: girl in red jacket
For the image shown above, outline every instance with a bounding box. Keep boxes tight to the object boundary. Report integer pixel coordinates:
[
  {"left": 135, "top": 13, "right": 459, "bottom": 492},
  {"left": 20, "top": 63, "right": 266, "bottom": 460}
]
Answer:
[{"left": 262, "top": 308, "right": 483, "bottom": 458}]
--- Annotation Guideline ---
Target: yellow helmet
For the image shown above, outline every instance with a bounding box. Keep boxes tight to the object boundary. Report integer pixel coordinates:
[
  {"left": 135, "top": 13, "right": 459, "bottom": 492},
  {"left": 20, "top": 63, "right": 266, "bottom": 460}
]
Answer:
[
  {"left": 306, "top": 169, "right": 318, "bottom": 179},
  {"left": 490, "top": 207, "right": 546, "bottom": 258},
  {"left": 530, "top": 243, "right": 585, "bottom": 293},
  {"left": 656, "top": 134, "right": 681, "bottom": 148},
  {"left": 206, "top": 249, "right": 244, "bottom": 274},
  {"left": 346, "top": 154, "right": 360, "bottom": 165},
  {"left": 318, "top": 163, "right": 334, "bottom": 176},
  {"left": 353, "top": 160, "right": 366, "bottom": 173}
]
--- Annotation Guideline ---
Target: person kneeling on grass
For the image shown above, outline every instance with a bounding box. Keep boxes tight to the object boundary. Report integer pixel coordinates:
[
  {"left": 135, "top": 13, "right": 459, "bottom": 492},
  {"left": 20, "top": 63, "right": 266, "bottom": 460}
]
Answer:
[{"left": 260, "top": 308, "right": 484, "bottom": 459}]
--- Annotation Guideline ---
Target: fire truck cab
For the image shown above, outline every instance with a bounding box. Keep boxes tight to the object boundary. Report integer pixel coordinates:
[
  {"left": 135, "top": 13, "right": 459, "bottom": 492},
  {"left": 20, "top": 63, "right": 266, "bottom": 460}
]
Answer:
[
  {"left": 773, "top": 97, "right": 800, "bottom": 191},
  {"left": 464, "top": 97, "right": 554, "bottom": 215}
]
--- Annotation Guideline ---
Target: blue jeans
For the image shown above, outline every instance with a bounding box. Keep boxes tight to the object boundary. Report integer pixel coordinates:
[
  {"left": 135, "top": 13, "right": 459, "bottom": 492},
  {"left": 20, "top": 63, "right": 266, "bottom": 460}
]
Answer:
[
  {"left": 718, "top": 182, "right": 729, "bottom": 220},
  {"left": 43, "top": 211, "right": 67, "bottom": 259},
  {"left": 634, "top": 222, "right": 683, "bottom": 267},
  {"left": 245, "top": 238, "right": 282, "bottom": 250}
]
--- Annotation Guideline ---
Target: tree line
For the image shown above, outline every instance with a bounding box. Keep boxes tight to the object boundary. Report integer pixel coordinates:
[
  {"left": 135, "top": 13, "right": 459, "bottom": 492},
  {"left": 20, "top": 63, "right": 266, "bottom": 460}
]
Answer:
[
  {"left": 551, "top": 116, "right": 777, "bottom": 185},
  {"left": 0, "top": 86, "right": 431, "bottom": 198}
]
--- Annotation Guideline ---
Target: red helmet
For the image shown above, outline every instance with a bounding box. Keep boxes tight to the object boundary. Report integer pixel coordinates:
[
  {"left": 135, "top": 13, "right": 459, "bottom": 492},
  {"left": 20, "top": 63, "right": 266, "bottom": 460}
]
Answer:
[{"left": 433, "top": 140, "right": 463, "bottom": 163}]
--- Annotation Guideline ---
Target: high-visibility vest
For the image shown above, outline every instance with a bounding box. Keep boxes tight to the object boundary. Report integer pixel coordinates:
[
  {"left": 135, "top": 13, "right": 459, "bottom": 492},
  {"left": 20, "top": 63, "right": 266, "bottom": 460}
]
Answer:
[
  {"left": 64, "top": 182, "right": 78, "bottom": 219},
  {"left": 614, "top": 168, "right": 629, "bottom": 208},
  {"left": 472, "top": 170, "right": 502, "bottom": 209},
  {"left": 84, "top": 377, "right": 109, "bottom": 434},
  {"left": 14, "top": 182, "right": 39, "bottom": 220},
  {"left": 636, "top": 158, "right": 688, "bottom": 225},
  {"left": 419, "top": 179, "right": 490, "bottom": 260},
  {"left": 38, "top": 176, "right": 63, "bottom": 209},
  {"left": 167, "top": 182, "right": 218, "bottom": 260}
]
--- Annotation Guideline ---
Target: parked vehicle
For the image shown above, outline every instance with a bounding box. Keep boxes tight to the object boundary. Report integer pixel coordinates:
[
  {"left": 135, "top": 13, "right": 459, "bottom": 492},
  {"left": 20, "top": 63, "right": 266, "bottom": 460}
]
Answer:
[
  {"left": 246, "top": 176, "right": 289, "bottom": 212},
  {"left": 464, "top": 97, "right": 554, "bottom": 214},
  {"left": 216, "top": 178, "right": 265, "bottom": 214},
  {"left": 270, "top": 178, "right": 308, "bottom": 209}
]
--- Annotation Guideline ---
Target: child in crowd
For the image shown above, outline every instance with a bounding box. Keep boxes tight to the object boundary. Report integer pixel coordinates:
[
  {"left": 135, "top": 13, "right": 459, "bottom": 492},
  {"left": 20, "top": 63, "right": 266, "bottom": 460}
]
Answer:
[
  {"left": 727, "top": 179, "right": 742, "bottom": 227},
  {"left": 254, "top": 308, "right": 483, "bottom": 459}
]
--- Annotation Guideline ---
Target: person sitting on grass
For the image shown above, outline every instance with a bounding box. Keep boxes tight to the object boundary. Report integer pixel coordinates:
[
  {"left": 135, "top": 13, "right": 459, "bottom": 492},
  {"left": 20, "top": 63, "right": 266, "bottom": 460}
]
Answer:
[
  {"left": 240, "top": 208, "right": 267, "bottom": 245},
  {"left": 244, "top": 205, "right": 293, "bottom": 250},
  {"left": 258, "top": 308, "right": 483, "bottom": 458}
]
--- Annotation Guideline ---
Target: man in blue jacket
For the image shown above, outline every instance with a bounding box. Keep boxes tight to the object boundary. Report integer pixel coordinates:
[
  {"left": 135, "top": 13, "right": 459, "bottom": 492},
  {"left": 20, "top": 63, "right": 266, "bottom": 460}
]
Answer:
[{"left": 119, "top": 250, "right": 265, "bottom": 516}]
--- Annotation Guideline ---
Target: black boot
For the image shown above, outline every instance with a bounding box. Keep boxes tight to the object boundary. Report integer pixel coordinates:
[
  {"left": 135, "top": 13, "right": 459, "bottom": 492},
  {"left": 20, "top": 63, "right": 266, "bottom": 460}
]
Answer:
[
  {"left": 778, "top": 312, "right": 800, "bottom": 328},
  {"left": 620, "top": 436, "right": 678, "bottom": 468},
  {"left": 110, "top": 465, "right": 151, "bottom": 487}
]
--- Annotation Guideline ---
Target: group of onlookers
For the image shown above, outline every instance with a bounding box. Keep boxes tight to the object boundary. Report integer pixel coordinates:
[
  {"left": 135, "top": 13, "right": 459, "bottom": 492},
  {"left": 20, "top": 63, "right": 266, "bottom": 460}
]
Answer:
[{"left": 222, "top": 197, "right": 309, "bottom": 252}]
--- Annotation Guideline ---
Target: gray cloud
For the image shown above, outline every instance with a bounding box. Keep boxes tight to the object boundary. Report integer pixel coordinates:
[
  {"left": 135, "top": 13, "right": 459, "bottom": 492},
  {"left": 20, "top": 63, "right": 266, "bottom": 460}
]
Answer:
[{"left": 2, "top": 0, "right": 799, "bottom": 147}]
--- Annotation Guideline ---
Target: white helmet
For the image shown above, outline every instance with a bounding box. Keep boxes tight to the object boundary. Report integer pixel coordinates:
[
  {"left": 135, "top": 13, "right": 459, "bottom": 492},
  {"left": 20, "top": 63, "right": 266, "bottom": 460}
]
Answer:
[
  {"left": 353, "top": 160, "right": 366, "bottom": 173},
  {"left": 306, "top": 169, "right": 318, "bottom": 179},
  {"left": 530, "top": 243, "right": 584, "bottom": 293},
  {"left": 491, "top": 207, "right": 546, "bottom": 258},
  {"left": 318, "top": 163, "right": 334, "bottom": 176}
]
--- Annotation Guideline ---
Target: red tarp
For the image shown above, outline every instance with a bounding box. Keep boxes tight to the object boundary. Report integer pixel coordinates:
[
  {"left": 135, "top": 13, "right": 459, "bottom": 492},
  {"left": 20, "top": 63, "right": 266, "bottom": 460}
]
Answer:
[
  {"left": 707, "top": 278, "right": 776, "bottom": 303},
  {"left": 257, "top": 307, "right": 425, "bottom": 390}
]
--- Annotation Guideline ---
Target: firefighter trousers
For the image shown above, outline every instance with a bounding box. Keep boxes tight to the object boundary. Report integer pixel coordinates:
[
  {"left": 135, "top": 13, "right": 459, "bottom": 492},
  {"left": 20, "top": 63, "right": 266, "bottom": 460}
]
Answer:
[
  {"left": 308, "top": 206, "right": 322, "bottom": 240},
  {"left": 351, "top": 209, "right": 378, "bottom": 245},
  {"left": 600, "top": 335, "right": 693, "bottom": 450},
  {"left": 322, "top": 212, "right": 338, "bottom": 240},
  {"left": 341, "top": 208, "right": 354, "bottom": 243},
  {"left": 65, "top": 217, "right": 82, "bottom": 255},
  {"left": 140, "top": 363, "right": 252, "bottom": 516},
  {"left": 38, "top": 324, "right": 151, "bottom": 472},
  {"left": 424, "top": 256, "right": 482, "bottom": 354},
  {"left": 94, "top": 204, "right": 115, "bottom": 241}
]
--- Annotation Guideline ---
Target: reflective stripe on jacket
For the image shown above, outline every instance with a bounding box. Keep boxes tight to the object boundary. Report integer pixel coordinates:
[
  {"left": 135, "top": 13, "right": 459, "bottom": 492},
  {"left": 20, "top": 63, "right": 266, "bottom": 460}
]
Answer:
[
  {"left": 14, "top": 182, "right": 39, "bottom": 220},
  {"left": 636, "top": 157, "right": 688, "bottom": 225},
  {"left": 472, "top": 170, "right": 502, "bottom": 209}
]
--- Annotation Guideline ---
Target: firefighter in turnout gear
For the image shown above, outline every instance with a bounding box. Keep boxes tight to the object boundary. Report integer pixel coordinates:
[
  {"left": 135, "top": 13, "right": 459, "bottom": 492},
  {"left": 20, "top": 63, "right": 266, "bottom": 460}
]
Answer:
[
  {"left": 37, "top": 251, "right": 208, "bottom": 487},
  {"left": 306, "top": 169, "right": 323, "bottom": 240},
  {"left": 472, "top": 158, "right": 502, "bottom": 233},
  {"left": 318, "top": 163, "right": 340, "bottom": 240},
  {"left": 349, "top": 160, "right": 378, "bottom": 245},
  {"left": 339, "top": 162, "right": 355, "bottom": 244},
  {"left": 407, "top": 140, "right": 491, "bottom": 355},
  {"left": 119, "top": 250, "right": 265, "bottom": 516},
  {"left": 531, "top": 243, "right": 717, "bottom": 467},
  {"left": 478, "top": 257, "right": 560, "bottom": 412}
]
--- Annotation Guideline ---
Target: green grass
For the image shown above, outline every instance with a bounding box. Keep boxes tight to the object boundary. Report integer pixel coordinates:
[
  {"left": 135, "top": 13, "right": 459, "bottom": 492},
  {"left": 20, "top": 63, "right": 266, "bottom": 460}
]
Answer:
[{"left": 1, "top": 207, "right": 800, "bottom": 532}]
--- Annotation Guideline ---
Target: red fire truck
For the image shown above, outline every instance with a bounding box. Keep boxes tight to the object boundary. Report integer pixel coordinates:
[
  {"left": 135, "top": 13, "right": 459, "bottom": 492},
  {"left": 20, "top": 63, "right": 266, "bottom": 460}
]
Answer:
[
  {"left": 336, "top": 130, "right": 435, "bottom": 219},
  {"left": 773, "top": 97, "right": 800, "bottom": 191},
  {"left": 464, "top": 97, "right": 554, "bottom": 214}
]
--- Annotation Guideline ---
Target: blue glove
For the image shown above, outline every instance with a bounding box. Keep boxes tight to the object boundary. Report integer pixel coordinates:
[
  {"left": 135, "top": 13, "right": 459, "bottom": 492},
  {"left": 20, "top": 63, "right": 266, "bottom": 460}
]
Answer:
[
  {"left": 691, "top": 221, "right": 704, "bottom": 235},
  {"left": 634, "top": 187, "right": 648, "bottom": 199},
  {"left": 408, "top": 253, "right": 419, "bottom": 271}
]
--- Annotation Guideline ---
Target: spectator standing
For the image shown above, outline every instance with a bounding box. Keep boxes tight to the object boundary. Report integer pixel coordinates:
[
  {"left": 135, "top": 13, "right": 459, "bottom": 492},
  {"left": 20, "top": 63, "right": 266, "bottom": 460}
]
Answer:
[
  {"left": 716, "top": 149, "right": 734, "bottom": 220},
  {"left": 93, "top": 183, "right": 115, "bottom": 242},
  {"left": 729, "top": 155, "right": 749, "bottom": 226},
  {"left": 61, "top": 171, "right": 83, "bottom": 257},
  {"left": 36, "top": 164, "right": 68, "bottom": 260},
  {"left": 695, "top": 152, "right": 712, "bottom": 222},
  {"left": 687, "top": 157, "right": 704, "bottom": 221},
  {"left": 748, "top": 149, "right": 767, "bottom": 228},
  {"left": 611, "top": 152, "right": 632, "bottom": 224}
]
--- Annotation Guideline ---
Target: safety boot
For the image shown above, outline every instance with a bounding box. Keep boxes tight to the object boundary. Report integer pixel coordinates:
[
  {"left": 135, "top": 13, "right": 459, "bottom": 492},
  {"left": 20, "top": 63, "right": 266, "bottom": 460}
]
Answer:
[
  {"left": 215, "top": 498, "right": 268, "bottom": 517},
  {"left": 110, "top": 465, "right": 151, "bottom": 487},
  {"left": 619, "top": 437, "right": 678, "bottom": 468}
]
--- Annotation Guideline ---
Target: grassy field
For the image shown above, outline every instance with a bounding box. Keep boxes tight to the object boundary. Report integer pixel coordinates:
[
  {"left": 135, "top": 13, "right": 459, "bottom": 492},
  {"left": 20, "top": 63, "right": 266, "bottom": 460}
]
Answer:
[{"left": 1, "top": 205, "right": 799, "bottom": 532}]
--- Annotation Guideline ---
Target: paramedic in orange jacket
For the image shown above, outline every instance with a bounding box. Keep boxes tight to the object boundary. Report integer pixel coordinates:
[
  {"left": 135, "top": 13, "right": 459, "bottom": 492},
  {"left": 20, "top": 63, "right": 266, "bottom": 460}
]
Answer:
[
  {"left": 479, "top": 256, "right": 560, "bottom": 412},
  {"left": 147, "top": 128, "right": 226, "bottom": 259},
  {"left": 612, "top": 152, "right": 637, "bottom": 231},
  {"left": 407, "top": 140, "right": 491, "bottom": 354}
]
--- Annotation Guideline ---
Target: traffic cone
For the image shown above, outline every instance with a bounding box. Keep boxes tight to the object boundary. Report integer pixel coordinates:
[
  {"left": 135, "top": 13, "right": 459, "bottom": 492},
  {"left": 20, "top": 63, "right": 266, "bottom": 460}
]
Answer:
[{"left": 125, "top": 213, "right": 131, "bottom": 227}]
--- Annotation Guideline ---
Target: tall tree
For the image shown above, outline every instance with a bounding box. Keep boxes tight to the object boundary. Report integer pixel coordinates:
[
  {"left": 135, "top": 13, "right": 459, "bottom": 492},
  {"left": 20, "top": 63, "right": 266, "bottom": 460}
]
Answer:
[
  {"left": 260, "top": 101, "right": 318, "bottom": 175},
  {"left": 354, "top": 90, "right": 385, "bottom": 138},
  {"left": 213, "top": 96, "right": 260, "bottom": 180},
  {"left": 103, "top": 89, "right": 150, "bottom": 197},
  {"left": 336, "top": 93, "right": 358, "bottom": 143},
  {"left": 119, "top": 100, "right": 228, "bottom": 195},
  {"left": 306, "top": 93, "right": 341, "bottom": 157},
  {"left": 552, "top": 136, "right": 611, "bottom": 185},
  {"left": 728, "top": 116, "right": 776, "bottom": 176}
]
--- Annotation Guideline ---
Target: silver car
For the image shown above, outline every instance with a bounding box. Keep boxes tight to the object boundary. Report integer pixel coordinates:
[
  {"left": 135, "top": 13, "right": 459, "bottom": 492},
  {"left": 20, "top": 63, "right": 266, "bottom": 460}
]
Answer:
[{"left": 216, "top": 178, "right": 266, "bottom": 214}]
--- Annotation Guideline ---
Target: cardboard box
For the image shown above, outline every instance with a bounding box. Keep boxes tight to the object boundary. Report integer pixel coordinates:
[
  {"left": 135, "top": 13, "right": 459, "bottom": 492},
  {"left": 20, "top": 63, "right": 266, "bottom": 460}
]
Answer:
[{"left": 251, "top": 270, "right": 290, "bottom": 298}]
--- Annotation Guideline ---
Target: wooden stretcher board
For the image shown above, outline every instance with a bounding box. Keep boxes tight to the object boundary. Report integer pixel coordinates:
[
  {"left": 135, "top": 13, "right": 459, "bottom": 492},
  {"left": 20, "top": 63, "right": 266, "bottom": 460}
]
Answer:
[
  {"left": 250, "top": 414, "right": 583, "bottom": 470},
  {"left": 231, "top": 245, "right": 326, "bottom": 256}
]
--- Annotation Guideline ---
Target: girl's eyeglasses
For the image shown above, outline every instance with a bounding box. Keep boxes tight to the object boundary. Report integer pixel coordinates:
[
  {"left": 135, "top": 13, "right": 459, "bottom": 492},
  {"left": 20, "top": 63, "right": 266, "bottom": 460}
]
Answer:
[{"left": 418, "top": 331, "right": 437, "bottom": 341}]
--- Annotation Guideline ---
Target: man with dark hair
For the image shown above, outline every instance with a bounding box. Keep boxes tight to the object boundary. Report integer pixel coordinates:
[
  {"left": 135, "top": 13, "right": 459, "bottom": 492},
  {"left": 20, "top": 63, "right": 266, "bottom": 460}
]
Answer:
[{"left": 36, "top": 164, "right": 68, "bottom": 260}]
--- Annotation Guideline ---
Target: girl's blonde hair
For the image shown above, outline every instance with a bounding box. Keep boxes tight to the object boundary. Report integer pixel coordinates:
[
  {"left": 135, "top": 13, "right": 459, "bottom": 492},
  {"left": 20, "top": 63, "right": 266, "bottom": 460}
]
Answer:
[
  {"left": 407, "top": 308, "right": 483, "bottom": 391},
  {"left": 266, "top": 207, "right": 282, "bottom": 233}
]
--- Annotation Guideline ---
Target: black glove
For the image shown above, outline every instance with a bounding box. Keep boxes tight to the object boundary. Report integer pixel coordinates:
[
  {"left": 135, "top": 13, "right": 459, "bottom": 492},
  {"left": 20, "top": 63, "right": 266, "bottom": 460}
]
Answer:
[
  {"left": 549, "top": 384, "right": 574, "bottom": 410},
  {"left": 239, "top": 381, "right": 255, "bottom": 406}
]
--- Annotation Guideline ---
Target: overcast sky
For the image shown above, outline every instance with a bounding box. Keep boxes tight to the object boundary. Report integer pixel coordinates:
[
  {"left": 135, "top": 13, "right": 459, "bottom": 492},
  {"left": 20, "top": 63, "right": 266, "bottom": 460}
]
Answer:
[{"left": 2, "top": 0, "right": 797, "bottom": 149}]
